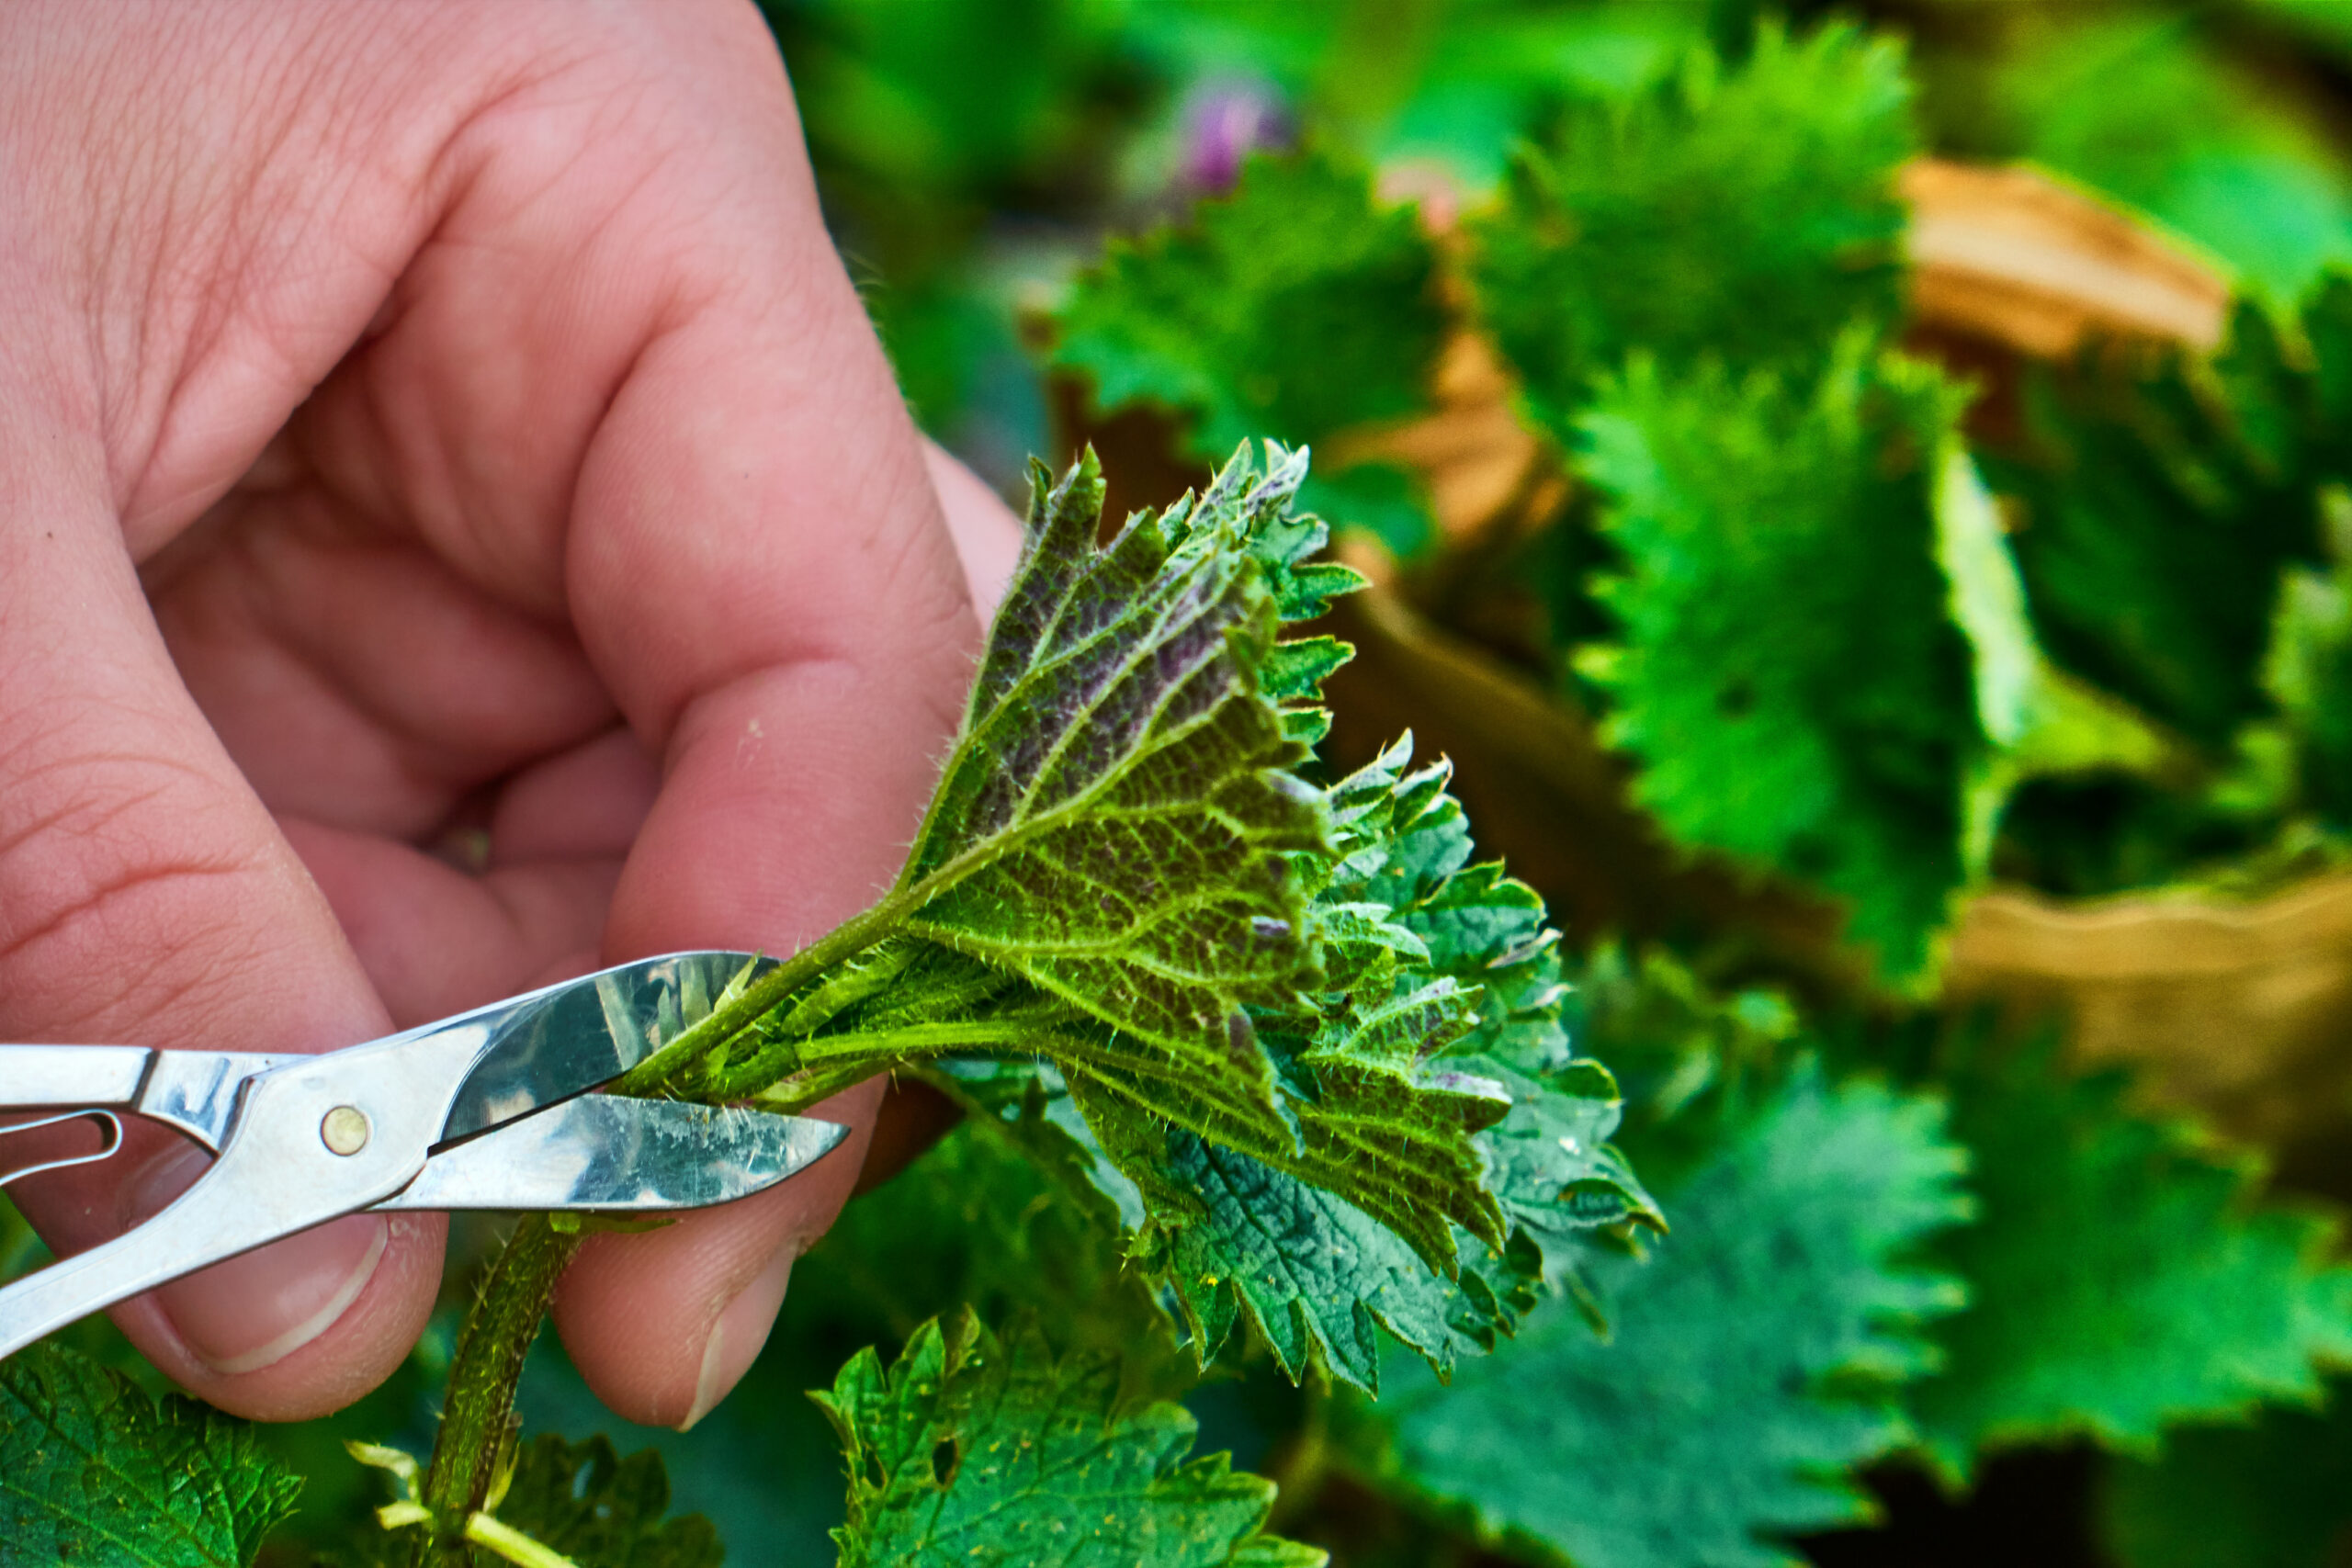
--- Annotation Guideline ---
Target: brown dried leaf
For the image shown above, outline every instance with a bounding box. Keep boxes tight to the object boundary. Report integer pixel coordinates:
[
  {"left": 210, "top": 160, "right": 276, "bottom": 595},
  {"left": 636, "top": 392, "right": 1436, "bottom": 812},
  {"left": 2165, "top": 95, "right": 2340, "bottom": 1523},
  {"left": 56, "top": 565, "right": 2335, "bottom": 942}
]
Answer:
[
  {"left": 1946, "top": 878, "right": 2352, "bottom": 1142},
  {"left": 1327, "top": 332, "right": 1554, "bottom": 545},
  {"left": 1903, "top": 158, "right": 2230, "bottom": 360}
]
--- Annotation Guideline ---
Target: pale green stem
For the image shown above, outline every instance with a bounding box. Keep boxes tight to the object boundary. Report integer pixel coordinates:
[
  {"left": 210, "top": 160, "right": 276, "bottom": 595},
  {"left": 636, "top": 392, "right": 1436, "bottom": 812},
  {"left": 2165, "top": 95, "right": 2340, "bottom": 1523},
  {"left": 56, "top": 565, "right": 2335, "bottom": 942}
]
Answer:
[{"left": 464, "top": 1514, "right": 582, "bottom": 1568}]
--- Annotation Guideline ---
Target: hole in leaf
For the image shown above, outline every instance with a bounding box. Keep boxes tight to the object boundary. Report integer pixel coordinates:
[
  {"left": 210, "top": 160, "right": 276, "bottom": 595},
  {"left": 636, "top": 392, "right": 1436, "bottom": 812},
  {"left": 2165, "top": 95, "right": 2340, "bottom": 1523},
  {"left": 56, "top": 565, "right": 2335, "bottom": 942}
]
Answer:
[{"left": 931, "top": 1438, "right": 959, "bottom": 1489}]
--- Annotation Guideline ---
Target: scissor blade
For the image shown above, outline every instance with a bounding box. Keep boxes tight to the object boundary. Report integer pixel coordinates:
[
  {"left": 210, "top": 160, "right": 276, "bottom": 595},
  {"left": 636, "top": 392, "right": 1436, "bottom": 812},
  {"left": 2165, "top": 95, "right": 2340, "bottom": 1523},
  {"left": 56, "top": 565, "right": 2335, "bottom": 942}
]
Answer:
[
  {"left": 437, "top": 952, "right": 774, "bottom": 1143},
  {"left": 379, "top": 1097, "right": 845, "bottom": 1213}
]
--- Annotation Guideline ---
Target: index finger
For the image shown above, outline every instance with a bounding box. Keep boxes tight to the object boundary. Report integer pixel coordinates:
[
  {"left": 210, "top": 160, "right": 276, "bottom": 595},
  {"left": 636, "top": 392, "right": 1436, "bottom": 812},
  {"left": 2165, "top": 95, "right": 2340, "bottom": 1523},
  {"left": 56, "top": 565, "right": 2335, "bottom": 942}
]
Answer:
[
  {"left": 248, "top": 0, "right": 978, "bottom": 1422},
  {"left": 332, "top": 6, "right": 973, "bottom": 1424}
]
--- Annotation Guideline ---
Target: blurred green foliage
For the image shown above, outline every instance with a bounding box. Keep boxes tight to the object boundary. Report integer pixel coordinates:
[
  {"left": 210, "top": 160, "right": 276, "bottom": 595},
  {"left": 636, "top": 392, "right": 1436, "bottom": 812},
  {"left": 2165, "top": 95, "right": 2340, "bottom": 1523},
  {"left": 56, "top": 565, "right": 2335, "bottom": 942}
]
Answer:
[
  {"left": 1055, "top": 153, "right": 1448, "bottom": 555},
  {"left": 2100, "top": 1379, "right": 2352, "bottom": 1568},
  {"left": 1472, "top": 21, "right": 1915, "bottom": 419},
  {"left": 1340, "top": 1070, "right": 1971, "bottom": 1568},
  {"left": 879, "top": 2, "right": 2352, "bottom": 1562},
  {"left": 1575, "top": 344, "right": 1979, "bottom": 979}
]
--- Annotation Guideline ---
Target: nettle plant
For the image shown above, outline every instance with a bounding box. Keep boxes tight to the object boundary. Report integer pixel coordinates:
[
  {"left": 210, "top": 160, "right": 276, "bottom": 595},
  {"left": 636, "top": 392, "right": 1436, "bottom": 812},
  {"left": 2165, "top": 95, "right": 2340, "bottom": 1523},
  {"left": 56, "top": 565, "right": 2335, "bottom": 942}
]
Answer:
[
  {"left": 1043, "top": 17, "right": 2352, "bottom": 1568},
  {"left": 25, "top": 13, "right": 2352, "bottom": 1568},
  {"left": 0, "top": 447, "right": 1656, "bottom": 1568}
]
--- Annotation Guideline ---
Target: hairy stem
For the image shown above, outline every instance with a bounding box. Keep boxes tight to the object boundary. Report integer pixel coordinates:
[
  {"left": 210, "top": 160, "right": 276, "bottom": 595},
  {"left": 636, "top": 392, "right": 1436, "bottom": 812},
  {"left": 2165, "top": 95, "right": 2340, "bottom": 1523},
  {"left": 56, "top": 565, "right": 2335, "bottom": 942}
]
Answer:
[
  {"left": 408, "top": 903, "right": 914, "bottom": 1550},
  {"left": 606, "top": 900, "right": 912, "bottom": 1099},
  {"left": 412, "top": 1217, "right": 581, "bottom": 1566}
]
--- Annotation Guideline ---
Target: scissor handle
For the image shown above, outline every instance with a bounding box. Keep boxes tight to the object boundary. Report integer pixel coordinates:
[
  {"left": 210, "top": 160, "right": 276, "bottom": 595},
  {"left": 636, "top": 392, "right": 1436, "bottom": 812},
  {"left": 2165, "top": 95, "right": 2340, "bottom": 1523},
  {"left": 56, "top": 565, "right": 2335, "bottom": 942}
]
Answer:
[
  {"left": 0, "top": 1131, "right": 356, "bottom": 1362},
  {"left": 0, "top": 1046, "right": 153, "bottom": 1111},
  {"left": 0, "top": 1028, "right": 490, "bottom": 1361}
]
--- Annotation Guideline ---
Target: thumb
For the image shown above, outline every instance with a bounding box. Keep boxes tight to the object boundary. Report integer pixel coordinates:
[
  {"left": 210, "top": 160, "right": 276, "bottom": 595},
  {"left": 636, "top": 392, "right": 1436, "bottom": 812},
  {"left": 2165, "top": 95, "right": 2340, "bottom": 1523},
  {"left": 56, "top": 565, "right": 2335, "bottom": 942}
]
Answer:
[{"left": 0, "top": 470, "right": 442, "bottom": 1420}]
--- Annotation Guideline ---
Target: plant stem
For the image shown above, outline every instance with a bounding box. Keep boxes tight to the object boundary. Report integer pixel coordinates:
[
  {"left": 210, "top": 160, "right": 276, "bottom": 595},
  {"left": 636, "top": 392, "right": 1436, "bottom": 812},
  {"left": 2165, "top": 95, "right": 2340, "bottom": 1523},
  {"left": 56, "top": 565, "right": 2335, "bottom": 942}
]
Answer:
[
  {"left": 413, "top": 1216, "right": 581, "bottom": 1566},
  {"left": 609, "top": 898, "right": 910, "bottom": 1099},
  {"left": 403, "top": 872, "right": 1036, "bottom": 1552},
  {"left": 464, "top": 1513, "right": 582, "bottom": 1568},
  {"left": 405, "top": 907, "right": 917, "bottom": 1558}
]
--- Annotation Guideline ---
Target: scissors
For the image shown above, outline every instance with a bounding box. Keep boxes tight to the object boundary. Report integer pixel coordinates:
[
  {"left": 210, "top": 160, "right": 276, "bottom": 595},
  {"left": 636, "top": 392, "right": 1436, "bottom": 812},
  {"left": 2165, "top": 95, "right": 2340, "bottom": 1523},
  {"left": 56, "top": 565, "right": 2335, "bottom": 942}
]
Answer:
[{"left": 0, "top": 952, "right": 844, "bottom": 1362}]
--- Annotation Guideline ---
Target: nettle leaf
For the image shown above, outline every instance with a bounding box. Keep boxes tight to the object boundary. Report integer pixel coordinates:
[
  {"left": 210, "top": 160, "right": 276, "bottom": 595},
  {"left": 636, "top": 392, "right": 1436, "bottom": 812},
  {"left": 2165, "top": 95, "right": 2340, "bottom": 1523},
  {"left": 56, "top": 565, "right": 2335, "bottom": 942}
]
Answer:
[
  {"left": 1912, "top": 1055, "right": 2352, "bottom": 1478},
  {"left": 0, "top": 1339, "right": 302, "bottom": 1568},
  {"left": 944, "top": 735, "right": 1655, "bottom": 1394},
  {"left": 489, "top": 1436, "right": 719, "bottom": 1568},
  {"left": 1341, "top": 1071, "right": 1969, "bottom": 1568},
  {"left": 1574, "top": 339, "right": 1982, "bottom": 982},
  {"left": 1127, "top": 1128, "right": 1544, "bottom": 1393},
  {"left": 1991, "top": 285, "right": 2352, "bottom": 750},
  {"left": 2235, "top": 491, "right": 2352, "bottom": 832},
  {"left": 1327, "top": 745, "right": 1651, "bottom": 1254},
  {"left": 815, "top": 1311, "right": 1324, "bottom": 1568},
  {"left": 1471, "top": 18, "right": 1914, "bottom": 429},
  {"left": 627, "top": 444, "right": 1647, "bottom": 1369},
  {"left": 1052, "top": 151, "right": 1448, "bottom": 557},
  {"left": 1125, "top": 739, "right": 1655, "bottom": 1386},
  {"left": 900, "top": 442, "right": 1327, "bottom": 1066}
]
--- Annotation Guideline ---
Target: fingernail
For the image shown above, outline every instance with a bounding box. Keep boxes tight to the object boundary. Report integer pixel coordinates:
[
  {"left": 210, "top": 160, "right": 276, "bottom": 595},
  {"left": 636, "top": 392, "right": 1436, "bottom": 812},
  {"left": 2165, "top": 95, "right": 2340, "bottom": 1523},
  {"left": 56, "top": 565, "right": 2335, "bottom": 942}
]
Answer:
[
  {"left": 679, "top": 1243, "right": 799, "bottom": 1432},
  {"left": 130, "top": 1147, "right": 390, "bottom": 1377}
]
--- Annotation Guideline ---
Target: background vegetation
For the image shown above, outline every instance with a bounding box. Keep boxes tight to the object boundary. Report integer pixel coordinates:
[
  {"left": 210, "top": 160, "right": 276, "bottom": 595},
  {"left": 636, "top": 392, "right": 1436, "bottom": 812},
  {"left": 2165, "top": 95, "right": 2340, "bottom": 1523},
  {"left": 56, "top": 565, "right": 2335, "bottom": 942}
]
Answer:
[{"left": 20, "top": 1, "right": 2352, "bottom": 1562}]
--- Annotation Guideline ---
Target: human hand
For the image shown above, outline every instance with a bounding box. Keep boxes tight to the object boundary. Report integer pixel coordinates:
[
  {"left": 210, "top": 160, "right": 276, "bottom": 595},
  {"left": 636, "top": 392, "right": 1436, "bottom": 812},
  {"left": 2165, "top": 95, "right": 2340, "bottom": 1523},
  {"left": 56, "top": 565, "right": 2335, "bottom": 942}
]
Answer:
[{"left": 0, "top": 0, "right": 1014, "bottom": 1427}]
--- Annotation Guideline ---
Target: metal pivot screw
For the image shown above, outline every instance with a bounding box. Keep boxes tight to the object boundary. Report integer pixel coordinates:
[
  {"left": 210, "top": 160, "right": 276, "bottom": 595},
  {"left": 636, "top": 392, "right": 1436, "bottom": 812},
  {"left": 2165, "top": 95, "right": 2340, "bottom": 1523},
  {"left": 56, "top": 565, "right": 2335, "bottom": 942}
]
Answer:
[{"left": 321, "top": 1105, "right": 371, "bottom": 1156}]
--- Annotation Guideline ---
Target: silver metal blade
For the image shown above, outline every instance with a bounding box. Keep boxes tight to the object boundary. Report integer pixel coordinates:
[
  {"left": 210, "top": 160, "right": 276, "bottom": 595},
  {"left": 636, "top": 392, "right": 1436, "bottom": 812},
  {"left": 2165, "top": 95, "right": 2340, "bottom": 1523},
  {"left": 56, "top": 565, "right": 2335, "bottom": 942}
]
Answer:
[
  {"left": 436, "top": 952, "right": 774, "bottom": 1143},
  {"left": 378, "top": 1098, "right": 846, "bottom": 1213}
]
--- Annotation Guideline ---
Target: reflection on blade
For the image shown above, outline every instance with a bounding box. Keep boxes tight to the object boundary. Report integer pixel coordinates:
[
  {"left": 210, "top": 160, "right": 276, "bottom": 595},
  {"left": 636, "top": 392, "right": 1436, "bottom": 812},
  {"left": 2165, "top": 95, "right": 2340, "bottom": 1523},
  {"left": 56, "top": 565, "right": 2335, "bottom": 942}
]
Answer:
[
  {"left": 383, "top": 1098, "right": 846, "bottom": 1213},
  {"left": 437, "top": 952, "right": 774, "bottom": 1142}
]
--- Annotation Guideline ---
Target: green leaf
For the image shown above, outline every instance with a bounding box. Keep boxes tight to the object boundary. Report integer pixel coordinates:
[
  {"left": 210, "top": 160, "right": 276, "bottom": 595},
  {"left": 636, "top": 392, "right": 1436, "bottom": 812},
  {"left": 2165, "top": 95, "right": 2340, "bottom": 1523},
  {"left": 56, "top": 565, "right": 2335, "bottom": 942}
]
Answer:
[
  {"left": 1067, "top": 738, "right": 1652, "bottom": 1392},
  {"left": 0, "top": 1339, "right": 302, "bottom": 1568},
  {"left": 1935, "top": 439, "right": 2186, "bottom": 870},
  {"left": 815, "top": 1311, "right": 1323, "bottom": 1568},
  {"left": 648, "top": 447, "right": 1473, "bottom": 1226},
  {"left": 1911, "top": 1055, "right": 2352, "bottom": 1478},
  {"left": 898, "top": 729, "right": 1665, "bottom": 1401},
  {"left": 934, "top": 1042, "right": 1572, "bottom": 1399},
  {"left": 1341, "top": 1071, "right": 1970, "bottom": 1568},
  {"left": 632, "top": 446, "right": 1645, "bottom": 1346},
  {"left": 1981, "top": 15, "right": 2352, "bottom": 305},
  {"left": 487, "top": 1435, "right": 721, "bottom": 1568},
  {"left": 1128, "top": 1129, "right": 1544, "bottom": 1393},
  {"left": 1052, "top": 151, "right": 1446, "bottom": 549},
  {"left": 1054, "top": 151, "right": 1443, "bottom": 457},
  {"left": 2099, "top": 1378, "right": 2352, "bottom": 1568},
  {"left": 1574, "top": 339, "right": 1981, "bottom": 982},
  {"left": 2228, "top": 480, "right": 2352, "bottom": 831},
  {"left": 1993, "top": 289, "right": 2348, "bottom": 750},
  {"left": 895, "top": 442, "right": 1326, "bottom": 1066},
  {"left": 1471, "top": 18, "right": 1914, "bottom": 428},
  {"left": 1326, "top": 744, "right": 1651, "bottom": 1252}
]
